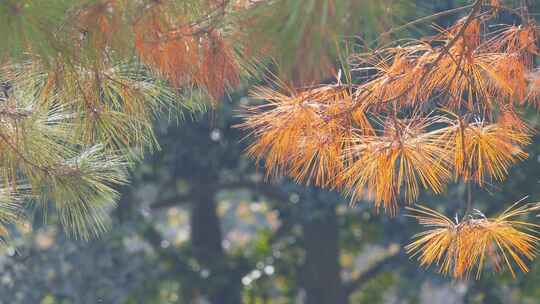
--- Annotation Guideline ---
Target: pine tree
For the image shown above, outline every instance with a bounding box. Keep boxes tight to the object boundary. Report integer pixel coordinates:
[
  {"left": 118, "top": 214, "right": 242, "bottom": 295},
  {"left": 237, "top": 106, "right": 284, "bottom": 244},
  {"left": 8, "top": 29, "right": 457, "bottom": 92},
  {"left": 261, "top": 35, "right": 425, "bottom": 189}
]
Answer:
[
  {"left": 5, "top": 0, "right": 539, "bottom": 282},
  {"left": 0, "top": 0, "right": 404, "bottom": 239},
  {"left": 240, "top": 0, "right": 540, "bottom": 279},
  {"left": 0, "top": 0, "right": 244, "bottom": 240}
]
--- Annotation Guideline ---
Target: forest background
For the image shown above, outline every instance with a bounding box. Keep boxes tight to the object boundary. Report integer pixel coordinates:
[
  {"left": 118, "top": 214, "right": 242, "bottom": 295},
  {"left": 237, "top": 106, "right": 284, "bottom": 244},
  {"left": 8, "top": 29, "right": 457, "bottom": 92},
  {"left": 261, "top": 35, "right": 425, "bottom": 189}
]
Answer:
[{"left": 1, "top": 0, "right": 540, "bottom": 304}]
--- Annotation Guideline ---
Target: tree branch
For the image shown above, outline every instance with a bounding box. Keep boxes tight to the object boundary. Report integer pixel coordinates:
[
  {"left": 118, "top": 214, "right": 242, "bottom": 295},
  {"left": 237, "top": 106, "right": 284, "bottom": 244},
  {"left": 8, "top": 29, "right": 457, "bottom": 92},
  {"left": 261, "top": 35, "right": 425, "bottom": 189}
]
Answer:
[
  {"left": 344, "top": 249, "right": 403, "bottom": 297},
  {"left": 328, "top": 0, "right": 484, "bottom": 120},
  {"left": 217, "top": 180, "right": 290, "bottom": 202}
]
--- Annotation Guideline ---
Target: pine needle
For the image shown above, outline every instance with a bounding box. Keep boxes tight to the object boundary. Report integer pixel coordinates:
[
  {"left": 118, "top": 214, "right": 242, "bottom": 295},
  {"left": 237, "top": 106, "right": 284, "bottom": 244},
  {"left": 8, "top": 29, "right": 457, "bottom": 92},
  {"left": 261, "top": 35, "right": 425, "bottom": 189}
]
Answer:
[
  {"left": 238, "top": 84, "right": 369, "bottom": 187},
  {"left": 341, "top": 116, "right": 451, "bottom": 214},
  {"left": 406, "top": 202, "right": 540, "bottom": 279}
]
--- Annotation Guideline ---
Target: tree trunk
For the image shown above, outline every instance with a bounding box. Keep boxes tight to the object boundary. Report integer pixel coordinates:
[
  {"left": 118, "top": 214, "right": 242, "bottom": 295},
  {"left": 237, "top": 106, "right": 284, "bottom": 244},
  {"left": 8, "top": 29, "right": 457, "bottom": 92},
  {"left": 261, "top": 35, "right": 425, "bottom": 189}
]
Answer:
[
  {"left": 190, "top": 189, "right": 243, "bottom": 304},
  {"left": 301, "top": 205, "right": 347, "bottom": 304},
  {"left": 191, "top": 191, "right": 224, "bottom": 263}
]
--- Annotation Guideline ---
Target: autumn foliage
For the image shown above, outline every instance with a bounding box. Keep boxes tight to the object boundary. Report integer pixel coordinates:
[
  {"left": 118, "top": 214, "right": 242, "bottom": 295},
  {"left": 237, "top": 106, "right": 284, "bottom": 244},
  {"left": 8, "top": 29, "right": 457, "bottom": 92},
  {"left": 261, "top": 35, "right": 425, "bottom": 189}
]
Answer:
[
  {"left": 0, "top": 0, "right": 249, "bottom": 240},
  {"left": 133, "top": 3, "right": 241, "bottom": 101},
  {"left": 406, "top": 202, "right": 540, "bottom": 279},
  {"left": 2, "top": 0, "right": 540, "bottom": 281},
  {"left": 239, "top": 1, "right": 540, "bottom": 278}
]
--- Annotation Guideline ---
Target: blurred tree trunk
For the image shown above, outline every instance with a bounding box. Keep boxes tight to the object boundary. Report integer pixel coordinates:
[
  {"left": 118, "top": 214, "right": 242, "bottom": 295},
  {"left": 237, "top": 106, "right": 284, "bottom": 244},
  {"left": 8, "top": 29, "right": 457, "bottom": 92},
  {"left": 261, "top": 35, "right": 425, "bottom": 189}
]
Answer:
[
  {"left": 191, "top": 190, "right": 224, "bottom": 262},
  {"left": 190, "top": 187, "right": 243, "bottom": 304},
  {"left": 301, "top": 205, "right": 347, "bottom": 304}
]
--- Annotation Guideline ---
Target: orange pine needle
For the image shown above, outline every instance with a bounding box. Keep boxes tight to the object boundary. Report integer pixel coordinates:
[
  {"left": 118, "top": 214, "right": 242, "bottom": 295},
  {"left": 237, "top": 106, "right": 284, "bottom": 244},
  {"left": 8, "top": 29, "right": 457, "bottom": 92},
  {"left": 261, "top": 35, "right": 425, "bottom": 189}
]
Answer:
[
  {"left": 134, "top": 6, "right": 241, "bottom": 101},
  {"left": 442, "top": 119, "right": 531, "bottom": 185},
  {"left": 341, "top": 116, "right": 452, "bottom": 214},
  {"left": 238, "top": 85, "right": 371, "bottom": 187},
  {"left": 134, "top": 17, "right": 199, "bottom": 88},
  {"left": 406, "top": 202, "right": 540, "bottom": 279},
  {"left": 198, "top": 30, "right": 240, "bottom": 101}
]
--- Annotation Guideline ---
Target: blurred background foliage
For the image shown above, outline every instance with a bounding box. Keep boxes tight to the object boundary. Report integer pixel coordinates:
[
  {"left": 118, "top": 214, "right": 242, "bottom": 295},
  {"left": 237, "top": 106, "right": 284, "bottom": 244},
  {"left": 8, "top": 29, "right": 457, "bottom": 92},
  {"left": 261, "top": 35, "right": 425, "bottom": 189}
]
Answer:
[{"left": 2, "top": 0, "right": 540, "bottom": 304}]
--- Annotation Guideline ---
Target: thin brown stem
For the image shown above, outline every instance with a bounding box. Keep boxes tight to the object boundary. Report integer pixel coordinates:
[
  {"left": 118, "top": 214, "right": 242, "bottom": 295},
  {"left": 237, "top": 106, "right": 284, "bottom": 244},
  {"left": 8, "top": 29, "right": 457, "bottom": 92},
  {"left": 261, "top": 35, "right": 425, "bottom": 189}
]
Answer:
[
  {"left": 326, "top": 0, "right": 485, "bottom": 120},
  {"left": 0, "top": 131, "right": 50, "bottom": 175},
  {"left": 457, "top": 115, "right": 474, "bottom": 218}
]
